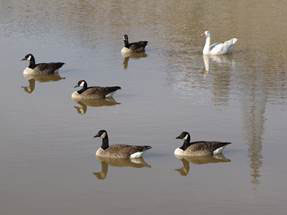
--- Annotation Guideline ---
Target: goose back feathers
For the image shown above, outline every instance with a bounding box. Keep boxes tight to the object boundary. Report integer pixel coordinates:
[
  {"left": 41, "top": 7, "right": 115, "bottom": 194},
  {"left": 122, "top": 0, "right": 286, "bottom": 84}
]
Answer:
[{"left": 202, "top": 31, "right": 237, "bottom": 55}]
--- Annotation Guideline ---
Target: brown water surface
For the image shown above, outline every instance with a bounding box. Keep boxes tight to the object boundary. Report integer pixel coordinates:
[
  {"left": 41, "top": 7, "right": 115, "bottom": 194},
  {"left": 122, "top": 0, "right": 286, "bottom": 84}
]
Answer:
[{"left": 0, "top": 0, "right": 287, "bottom": 214}]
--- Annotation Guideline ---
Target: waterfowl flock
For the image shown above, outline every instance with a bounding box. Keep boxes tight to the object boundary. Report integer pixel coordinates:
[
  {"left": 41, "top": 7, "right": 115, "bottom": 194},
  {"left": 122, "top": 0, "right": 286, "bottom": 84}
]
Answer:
[{"left": 21, "top": 31, "right": 235, "bottom": 168}]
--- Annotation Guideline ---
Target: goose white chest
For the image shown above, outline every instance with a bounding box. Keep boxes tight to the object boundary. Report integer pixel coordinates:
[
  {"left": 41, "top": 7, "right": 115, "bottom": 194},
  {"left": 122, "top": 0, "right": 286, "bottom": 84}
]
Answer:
[
  {"left": 174, "top": 148, "right": 184, "bottom": 156},
  {"left": 96, "top": 148, "right": 105, "bottom": 156},
  {"left": 23, "top": 67, "right": 36, "bottom": 75},
  {"left": 121, "top": 47, "right": 132, "bottom": 55}
]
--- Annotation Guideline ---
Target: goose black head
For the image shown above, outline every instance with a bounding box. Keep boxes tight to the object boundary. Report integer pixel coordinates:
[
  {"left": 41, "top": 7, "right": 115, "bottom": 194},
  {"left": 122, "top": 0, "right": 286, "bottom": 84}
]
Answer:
[
  {"left": 22, "top": 53, "right": 35, "bottom": 61},
  {"left": 94, "top": 130, "right": 108, "bottom": 139},
  {"left": 74, "top": 80, "right": 87, "bottom": 88},
  {"left": 176, "top": 131, "right": 191, "bottom": 141},
  {"left": 123, "top": 34, "right": 129, "bottom": 42},
  {"left": 123, "top": 34, "right": 129, "bottom": 47}
]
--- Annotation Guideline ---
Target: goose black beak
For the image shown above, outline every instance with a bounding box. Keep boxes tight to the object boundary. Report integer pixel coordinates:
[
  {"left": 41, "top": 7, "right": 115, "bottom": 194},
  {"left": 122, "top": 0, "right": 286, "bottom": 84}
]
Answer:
[
  {"left": 74, "top": 85, "right": 79, "bottom": 88},
  {"left": 94, "top": 134, "right": 100, "bottom": 138},
  {"left": 176, "top": 135, "right": 182, "bottom": 139},
  {"left": 21, "top": 58, "right": 26, "bottom": 61}
]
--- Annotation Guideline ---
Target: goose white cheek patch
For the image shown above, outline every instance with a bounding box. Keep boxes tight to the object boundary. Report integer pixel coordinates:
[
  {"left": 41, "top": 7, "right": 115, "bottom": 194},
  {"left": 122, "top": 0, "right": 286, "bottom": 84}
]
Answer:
[
  {"left": 100, "top": 132, "right": 106, "bottom": 139},
  {"left": 183, "top": 134, "right": 189, "bottom": 140},
  {"left": 80, "top": 82, "right": 85, "bottom": 87},
  {"left": 27, "top": 55, "right": 31, "bottom": 61}
]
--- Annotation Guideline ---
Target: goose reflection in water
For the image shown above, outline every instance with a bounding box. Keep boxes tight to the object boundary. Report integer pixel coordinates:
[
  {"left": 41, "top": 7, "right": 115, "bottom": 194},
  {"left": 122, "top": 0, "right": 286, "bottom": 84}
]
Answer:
[
  {"left": 22, "top": 73, "right": 65, "bottom": 94},
  {"left": 122, "top": 52, "right": 147, "bottom": 69},
  {"left": 72, "top": 97, "right": 120, "bottom": 115},
  {"left": 93, "top": 157, "right": 151, "bottom": 180},
  {"left": 202, "top": 54, "right": 235, "bottom": 76},
  {"left": 174, "top": 154, "right": 230, "bottom": 176}
]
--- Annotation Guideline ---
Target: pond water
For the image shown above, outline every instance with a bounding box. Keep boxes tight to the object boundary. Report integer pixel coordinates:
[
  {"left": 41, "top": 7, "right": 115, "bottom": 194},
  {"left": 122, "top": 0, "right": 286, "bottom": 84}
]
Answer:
[{"left": 0, "top": 0, "right": 286, "bottom": 214}]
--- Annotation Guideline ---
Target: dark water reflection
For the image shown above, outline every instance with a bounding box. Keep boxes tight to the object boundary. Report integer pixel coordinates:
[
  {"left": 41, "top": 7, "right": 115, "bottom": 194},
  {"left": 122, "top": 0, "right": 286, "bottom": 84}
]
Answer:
[
  {"left": 122, "top": 52, "right": 147, "bottom": 69},
  {"left": 72, "top": 97, "right": 120, "bottom": 115},
  {"left": 175, "top": 154, "right": 230, "bottom": 176},
  {"left": 22, "top": 73, "right": 65, "bottom": 94},
  {"left": 94, "top": 157, "right": 151, "bottom": 180}
]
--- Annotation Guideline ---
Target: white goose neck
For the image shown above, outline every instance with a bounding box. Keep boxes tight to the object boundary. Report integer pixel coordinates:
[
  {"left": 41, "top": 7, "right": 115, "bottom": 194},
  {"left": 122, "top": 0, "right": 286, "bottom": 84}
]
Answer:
[{"left": 203, "top": 35, "right": 211, "bottom": 55}]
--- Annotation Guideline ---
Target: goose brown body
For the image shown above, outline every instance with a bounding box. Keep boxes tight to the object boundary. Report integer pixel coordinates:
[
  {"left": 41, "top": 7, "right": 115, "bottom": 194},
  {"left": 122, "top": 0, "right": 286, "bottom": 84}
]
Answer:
[
  {"left": 96, "top": 144, "right": 152, "bottom": 159},
  {"left": 22, "top": 53, "right": 64, "bottom": 75},
  {"left": 175, "top": 131, "right": 231, "bottom": 156},
  {"left": 72, "top": 80, "right": 121, "bottom": 99},
  {"left": 177, "top": 141, "right": 231, "bottom": 156},
  {"left": 94, "top": 130, "right": 152, "bottom": 159}
]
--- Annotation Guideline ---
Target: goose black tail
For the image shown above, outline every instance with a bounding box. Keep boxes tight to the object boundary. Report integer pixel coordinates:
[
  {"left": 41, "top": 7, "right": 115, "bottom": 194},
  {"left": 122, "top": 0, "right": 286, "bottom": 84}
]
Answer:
[
  {"left": 109, "top": 86, "right": 121, "bottom": 92},
  {"left": 53, "top": 62, "right": 65, "bottom": 70},
  {"left": 143, "top": 145, "right": 152, "bottom": 151},
  {"left": 143, "top": 41, "right": 148, "bottom": 47}
]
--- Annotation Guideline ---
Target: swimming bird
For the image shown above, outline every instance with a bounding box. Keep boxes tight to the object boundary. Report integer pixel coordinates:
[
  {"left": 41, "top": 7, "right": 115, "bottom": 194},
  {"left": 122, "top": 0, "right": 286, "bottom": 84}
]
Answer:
[
  {"left": 175, "top": 131, "right": 231, "bottom": 156},
  {"left": 202, "top": 31, "right": 237, "bottom": 55},
  {"left": 22, "top": 53, "right": 65, "bottom": 75},
  {"left": 94, "top": 130, "right": 152, "bottom": 159},
  {"left": 72, "top": 80, "right": 121, "bottom": 99},
  {"left": 121, "top": 34, "right": 148, "bottom": 55}
]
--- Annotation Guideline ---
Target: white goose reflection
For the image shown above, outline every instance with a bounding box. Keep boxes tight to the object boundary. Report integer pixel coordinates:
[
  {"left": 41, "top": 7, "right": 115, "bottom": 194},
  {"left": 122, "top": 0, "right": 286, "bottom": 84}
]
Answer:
[
  {"left": 175, "top": 154, "right": 231, "bottom": 176},
  {"left": 22, "top": 73, "right": 65, "bottom": 94},
  {"left": 203, "top": 54, "right": 235, "bottom": 75},
  {"left": 122, "top": 52, "right": 147, "bottom": 69},
  {"left": 93, "top": 157, "right": 151, "bottom": 180},
  {"left": 72, "top": 97, "right": 120, "bottom": 115}
]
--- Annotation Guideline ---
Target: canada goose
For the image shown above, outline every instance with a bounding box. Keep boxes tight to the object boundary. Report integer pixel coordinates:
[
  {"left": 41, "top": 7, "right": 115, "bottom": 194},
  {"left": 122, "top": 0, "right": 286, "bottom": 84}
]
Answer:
[
  {"left": 94, "top": 157, "right": 151, "bottom": 180},
  {"left": 72, "top": 97, "right": 120, "bottom": 115},
  {"left": 175, "top": 154, "right": 230, "bottom": 176},
  {"left": 175, "top": 131, "right": 231, "bottom": 156},
  {"left": 94, "top": 130, "right": 152, "bottom": 159},
  {"left": 121, "top": 34, "right": 148, "bottom": 55},
  {"left": 72, "top": 80, "right": 121, "bottom": 99},
  {"left": 202, "top": 31, "right": 237, "bottom": 55},
  {"left": 22, "top": 53, "right": 65, "bottom": 75}
]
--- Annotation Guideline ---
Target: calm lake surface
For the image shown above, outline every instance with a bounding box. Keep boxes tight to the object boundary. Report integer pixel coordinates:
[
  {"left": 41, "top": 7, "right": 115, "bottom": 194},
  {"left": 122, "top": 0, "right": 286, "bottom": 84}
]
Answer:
[{"left": 0, "top": 0, "right": 287, "bottom": 214}]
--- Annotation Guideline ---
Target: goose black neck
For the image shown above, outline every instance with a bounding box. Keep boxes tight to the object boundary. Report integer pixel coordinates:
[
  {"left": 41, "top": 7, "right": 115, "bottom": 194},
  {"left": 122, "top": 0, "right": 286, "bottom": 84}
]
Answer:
[
  {"left": 77, "top": 83, "right": 88, "bottom": 94},
  {"left": 28, "top": 56, "right": 36, "bottom": 68},
  {"left": 124, "top": 39, "right": 129, "bottom": 48},
  {"left": 101, "top": 135, "right": 109, "bottom": 150},
  {"left": 180, "top": 139, "right": 191, "bottom": 151}
]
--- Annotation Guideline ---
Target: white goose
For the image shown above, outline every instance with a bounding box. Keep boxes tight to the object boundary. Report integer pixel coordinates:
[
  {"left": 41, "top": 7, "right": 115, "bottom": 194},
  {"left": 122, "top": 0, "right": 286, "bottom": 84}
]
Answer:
[{"left": 202, "top": 31, "right": 238, "bottom": 55}]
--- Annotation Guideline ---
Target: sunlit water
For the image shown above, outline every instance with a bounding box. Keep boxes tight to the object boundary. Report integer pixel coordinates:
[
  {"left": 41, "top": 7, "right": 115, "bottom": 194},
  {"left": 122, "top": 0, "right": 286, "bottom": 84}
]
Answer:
[{"left": 0, "top": 0, "right": 287, "bottom": 214}]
